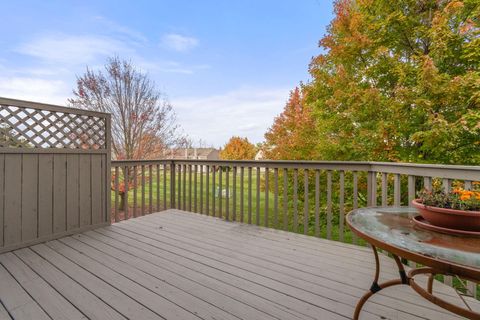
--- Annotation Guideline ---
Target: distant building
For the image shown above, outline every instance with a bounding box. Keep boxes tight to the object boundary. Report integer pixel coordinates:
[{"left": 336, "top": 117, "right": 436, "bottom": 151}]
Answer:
[
  {"left": 164, "top": 148, "right": 220, "bottom": 160},
  {"left": 255, "top": 150, "right": 265, "bottom": 161}
]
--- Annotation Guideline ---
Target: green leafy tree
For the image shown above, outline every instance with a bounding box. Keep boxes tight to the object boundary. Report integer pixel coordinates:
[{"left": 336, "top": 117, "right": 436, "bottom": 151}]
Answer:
[{"left": 303, "top": 0, "right": 480, "bottom": 164}]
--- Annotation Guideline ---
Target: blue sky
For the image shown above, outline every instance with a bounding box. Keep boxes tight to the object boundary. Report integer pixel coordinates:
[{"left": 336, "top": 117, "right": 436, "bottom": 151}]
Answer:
[{"left": 0, "top": 0, "right": 333, "bottom": 147}]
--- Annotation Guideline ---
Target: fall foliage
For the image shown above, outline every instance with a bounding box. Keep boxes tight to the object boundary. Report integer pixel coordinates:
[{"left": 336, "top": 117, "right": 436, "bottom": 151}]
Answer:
[
  {"left": 220, "top": 136, "right": 256, "bottom": 160},
  {"left": 266, "top": 0, "right": 480, "bottom": 165},
  {"left": 264, "top": 87, "right": 317, "bottom": 160}
]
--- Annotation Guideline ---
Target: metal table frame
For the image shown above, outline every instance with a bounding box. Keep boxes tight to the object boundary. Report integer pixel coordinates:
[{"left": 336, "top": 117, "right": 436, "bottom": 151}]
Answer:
[{"left": 347, "top": 208, "right": 480, "bottom": 320}]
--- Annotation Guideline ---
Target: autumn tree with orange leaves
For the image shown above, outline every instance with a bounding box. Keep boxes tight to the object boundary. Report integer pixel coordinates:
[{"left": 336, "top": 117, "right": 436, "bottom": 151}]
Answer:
[
  {"left": 264, "top": 87, "right": 317, "bottom": 160},
  {"left": 306, "top": 0, "right": 480, "bottom": 164},
  {"left": 220, "top": 136, "right": 256, "bottom": 160},
  {"left": 265, "top": 0, "right": 480, "bottom": 165}
]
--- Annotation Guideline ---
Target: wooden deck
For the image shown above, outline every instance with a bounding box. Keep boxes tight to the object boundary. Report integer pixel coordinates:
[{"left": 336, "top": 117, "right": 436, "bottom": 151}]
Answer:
[{"left": 0, "top": 210, "right": 475, "bottom": 320}]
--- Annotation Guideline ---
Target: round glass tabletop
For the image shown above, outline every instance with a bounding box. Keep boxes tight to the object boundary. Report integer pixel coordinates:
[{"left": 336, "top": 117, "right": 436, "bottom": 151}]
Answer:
[{"left": 347, "top": 207, "right": 480, "bottom": 273}]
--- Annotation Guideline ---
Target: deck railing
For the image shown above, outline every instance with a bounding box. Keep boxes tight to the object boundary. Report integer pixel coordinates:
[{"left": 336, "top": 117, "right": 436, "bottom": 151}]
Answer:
[{"left": 111, "top": 159, "right": 480, "bottom": 297}]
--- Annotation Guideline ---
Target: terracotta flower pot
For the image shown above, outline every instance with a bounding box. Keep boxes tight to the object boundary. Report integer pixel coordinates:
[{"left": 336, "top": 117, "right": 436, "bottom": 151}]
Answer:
[{"left": 411, "top": 199, "right": 480, "bottom": 231}]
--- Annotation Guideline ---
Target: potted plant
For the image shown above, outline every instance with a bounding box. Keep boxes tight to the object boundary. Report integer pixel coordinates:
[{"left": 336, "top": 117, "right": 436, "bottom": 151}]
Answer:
[{"left": 411, "top": 187, "right": 480, "bottom": 231}]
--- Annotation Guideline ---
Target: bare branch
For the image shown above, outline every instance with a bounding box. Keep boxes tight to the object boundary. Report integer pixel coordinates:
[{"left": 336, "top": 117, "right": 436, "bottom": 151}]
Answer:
[{"left": 69, "top": 57, "right": 185, "bottom": 160}]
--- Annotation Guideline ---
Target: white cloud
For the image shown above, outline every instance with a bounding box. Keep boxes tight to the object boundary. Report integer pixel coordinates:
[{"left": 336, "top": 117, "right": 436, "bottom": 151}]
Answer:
[
  {"left": 139, "top": 60, "right": 210, "bottom": 75},
  {"left": 161, "top": 33, "right": 199, "bottom": 52},
  {"left": 172, "top": 87, "right": 289, "bottom": 147},
  {"left": 16, "top": 34, "right": 132, "bottom": 64},
  {"left": 0, "top": 77, "right": 69, "bottom": 105},
  {"left": 93, "top": 16, "right": 148, "bottom": 44}
]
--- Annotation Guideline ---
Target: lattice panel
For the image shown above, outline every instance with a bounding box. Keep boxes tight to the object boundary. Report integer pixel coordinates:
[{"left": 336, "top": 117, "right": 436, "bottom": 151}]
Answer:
[{"left": 0, "top": 105, "right": 106, "bottom": 149}]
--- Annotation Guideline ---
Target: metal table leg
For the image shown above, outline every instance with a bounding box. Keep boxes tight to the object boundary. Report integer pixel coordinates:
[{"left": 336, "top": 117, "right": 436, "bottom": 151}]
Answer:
[{"left": 353, "top": 246, "right": 409, "bottom": 320}]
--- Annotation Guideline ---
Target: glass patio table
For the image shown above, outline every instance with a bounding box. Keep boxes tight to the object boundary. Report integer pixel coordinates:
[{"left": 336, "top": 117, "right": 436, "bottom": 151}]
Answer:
[{"left": 347, "top": 207, "right": 480, "bottom": 320}]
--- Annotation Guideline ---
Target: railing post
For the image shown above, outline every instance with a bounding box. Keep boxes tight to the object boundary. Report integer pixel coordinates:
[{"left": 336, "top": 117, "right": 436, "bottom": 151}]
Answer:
[
  {"left": 170, "top": 160, "right": 176, "bottom": 209},
  {"left": 367, "top": 170, "right": 377, "bottom": 206}
]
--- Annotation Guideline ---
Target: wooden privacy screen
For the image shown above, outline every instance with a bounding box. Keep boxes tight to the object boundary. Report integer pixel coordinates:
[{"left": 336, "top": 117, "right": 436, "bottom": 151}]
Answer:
[{"left": 0, "top": 97, "right": 111, "bottom": 253}]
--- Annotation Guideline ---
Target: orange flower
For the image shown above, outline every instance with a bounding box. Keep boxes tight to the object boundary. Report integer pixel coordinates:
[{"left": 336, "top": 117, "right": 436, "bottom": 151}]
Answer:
[{"left": 460, "top": 194, "right": 471, "bottom": 201}]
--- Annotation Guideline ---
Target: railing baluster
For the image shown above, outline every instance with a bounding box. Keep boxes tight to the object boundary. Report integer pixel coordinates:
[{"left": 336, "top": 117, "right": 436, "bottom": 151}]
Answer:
[
  {"left": 264, "top": 167, "right": 269, "bottom": 227},
  {"left": 149, "top": 165, "right": 153, "bottom": 214},
  {"left": 141, "top": 165, "right": 145, "bottom": 215},
  {"left": 226, "top": 166, "right": 230, "bottom": 221},
  {"left": 381, "top": 172, "right": 388, "bottom": 206},
  {"left": 233, "top": 166, "right": 237, "bottom": 221},
  {"left": 188, "top": 164, "right": 192, "bottom": 212},
  {"left": 442, "top": 178, "right": 453, "bottom": 287},
  {"left": 124, "top": 166, "right": 129, "bottom": 220},
  {"left": 169, "top": 162, "right": 175, "bottom": 209},
  {"left": 443, "top": 178, "right": 451, "bottom": 192},
  {"left": 177, "top": 164, "right": 181, "bottom": 209},
  {"left": 240, "top": 167, "right": 244, "bottom": 223},
  {"left": 114, "top": 166, "right": 119, "bottom": 222},
  {"left": 293, "top": 168, "right": 298, "bottom": 233},
  {"left": 408, "top": 175, "right": 416, "bottom": 203},
  {"left": 206, "top": 165, "right": 210, "bottom": 215},
  {"left": 367, "top": 171, "right": 377, "bottom": 206},
  {"left": 163, "top": 163, "right": 167, "bottom": 210},
  {"left": 194, "top": 165, "right": 198, "bottom": 213},
  {"left": 219, "top": 166, "right": 223, "bottom": 218},
  {"left": 424, "top": 176, "right": 432, "bottom": 190},
  {"left": 256, "top": 167, "right": 260, "bottom": 226},
  {"left": 212, "top": 166, "right": 216, "bottom": 217},
  {"left": 339, "top": 170, "right": 345, "bottom": 242},
  {"left": 352, "top": 171, "right": 358, "bottom": 244},
  {"left": 156, "top": 164, "right": 160, "bottom": 212},
  {"left": 407, "top": 175, "right": 417, "bottom": 269},
  {"left": 304, "top": 169, "right": 309, "bottom": 235},
  {"left": 274, "top": 168, "right": 279, "bottom": 228},
  {"left": 315, "top": 169, "right": 320, "bottom": 237},
  {"left": 394, "top": 173, "right": 401, "bottom": 206},
  {"left": 200, "top": 165, "right": 203, "bottom": 214},
  {"left": 327, "top": 170, "right": 332, "bottom": 239},
  {"left": 133, "top": 166, "right": 138, "bottom": 217},
  {"left": 465, "top": 180, "right": 472, "bottom": 190},
  {"left": 463, "top": 180, "right": 476, "bottom": 296},
  {"left": 283, "top": 168, "right": 288, "bottom": 231},
  {"left": 248, "top": 167, "right": 252, "bottom": 224},
  {"left": 183, "top": 164, "right": 187, "bottom": 210}
]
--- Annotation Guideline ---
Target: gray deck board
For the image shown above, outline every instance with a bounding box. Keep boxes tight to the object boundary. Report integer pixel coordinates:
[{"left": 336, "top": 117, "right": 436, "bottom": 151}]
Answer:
[
  {"left": 30, "top": 244, "right": 162, "bottom": 320},
  {"left": 0, "top": 209, "right": 475, "bottom": 320},
  {"left": 80, "top": 230, "right": 311, "bottom": 320},
  {"left": 57, "top": 237, "right": 239, "bottom": 320},
  {"left": 0, "top": 264, "right": 50, "bottom": 320},
  {"left": 125, "top": 214, "right": 455, "bottom": 318},
  {"left": 150, "top": 211, "right": 461, "bottom": 299},
  {"left": 0, "top": 252, "right": 86, "bottom": 320},
  {"left": 0, "top": 300, "right": 12, "bottom": 320},
  {"left": 93, "top": 227, "right": 339, "bottom": 320},
  {"left": 112, "top": 216, "right": 458, "bottom": 320},
  {"left": 13, "top": 247, "right": 125, "bottom": 320}
]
